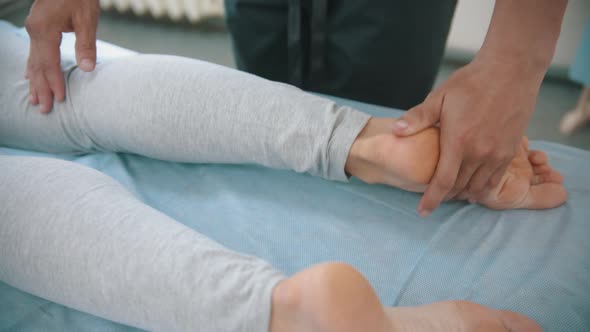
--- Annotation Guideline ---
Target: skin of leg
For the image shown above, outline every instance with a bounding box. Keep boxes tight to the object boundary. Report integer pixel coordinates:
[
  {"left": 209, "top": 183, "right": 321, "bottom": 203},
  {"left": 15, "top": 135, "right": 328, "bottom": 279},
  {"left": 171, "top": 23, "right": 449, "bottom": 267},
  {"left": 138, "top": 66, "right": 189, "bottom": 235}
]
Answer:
[{"left": 345, "top": 117, "right": 567, "bottom": 210}]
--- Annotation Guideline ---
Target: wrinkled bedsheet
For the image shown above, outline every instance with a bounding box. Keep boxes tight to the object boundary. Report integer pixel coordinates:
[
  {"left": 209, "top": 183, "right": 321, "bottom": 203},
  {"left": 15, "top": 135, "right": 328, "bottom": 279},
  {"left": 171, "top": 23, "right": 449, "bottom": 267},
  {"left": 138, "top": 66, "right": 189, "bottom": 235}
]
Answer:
[{"left": 1, "top": 24, "right": 589, "bottom": 331}]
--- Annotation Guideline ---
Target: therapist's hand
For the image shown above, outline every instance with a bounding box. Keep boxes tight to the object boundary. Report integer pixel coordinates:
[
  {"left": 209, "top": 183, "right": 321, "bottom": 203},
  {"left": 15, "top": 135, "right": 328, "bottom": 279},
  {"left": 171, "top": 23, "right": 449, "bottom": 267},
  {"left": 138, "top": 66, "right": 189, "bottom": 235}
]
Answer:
[
  {"left": 391, "top": 0, "right": 565, "bottom": 216},
  {"left": 25, "top": 0, "right": 100, "bottom": 113},
  {"left": 392, "top": 55, "right": 544, "bottom": 216}
]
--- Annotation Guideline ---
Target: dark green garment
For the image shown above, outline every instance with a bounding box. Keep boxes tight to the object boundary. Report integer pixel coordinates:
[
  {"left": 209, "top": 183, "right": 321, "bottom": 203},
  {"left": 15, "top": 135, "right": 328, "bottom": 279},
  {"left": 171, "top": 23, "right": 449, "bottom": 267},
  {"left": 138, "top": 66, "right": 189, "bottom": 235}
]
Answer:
[{"left": 224, "top": 0, "right": 457, "bottom": 109}]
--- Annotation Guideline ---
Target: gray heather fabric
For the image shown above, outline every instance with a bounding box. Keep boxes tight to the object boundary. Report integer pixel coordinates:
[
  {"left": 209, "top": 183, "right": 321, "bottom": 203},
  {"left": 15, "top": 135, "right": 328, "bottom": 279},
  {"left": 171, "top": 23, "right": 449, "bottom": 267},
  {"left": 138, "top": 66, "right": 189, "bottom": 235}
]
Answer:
[
  {"left": 0, "top": 156, "right": 285, "bottom": 332},
  {"left": 0, "top": 25, "right": 370, "bottom": 331},
  {"left": 0, "top": 27, "right": 370, "bottom": 182}
]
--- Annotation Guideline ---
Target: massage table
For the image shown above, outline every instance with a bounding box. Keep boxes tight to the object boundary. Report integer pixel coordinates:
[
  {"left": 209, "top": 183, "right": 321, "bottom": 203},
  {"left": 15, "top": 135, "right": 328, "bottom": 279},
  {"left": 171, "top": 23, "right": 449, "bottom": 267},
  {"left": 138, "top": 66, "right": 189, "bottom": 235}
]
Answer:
[{"left": 1, "top": 23, "right": 589, "bottom": 332}]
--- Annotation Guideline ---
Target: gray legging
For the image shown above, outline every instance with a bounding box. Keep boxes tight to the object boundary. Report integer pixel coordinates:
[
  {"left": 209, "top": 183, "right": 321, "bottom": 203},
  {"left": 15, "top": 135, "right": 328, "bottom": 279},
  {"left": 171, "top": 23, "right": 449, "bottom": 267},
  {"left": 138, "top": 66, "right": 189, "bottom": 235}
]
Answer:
[{"left": 0, "top": 27, "right": 370, "bottom": 331}]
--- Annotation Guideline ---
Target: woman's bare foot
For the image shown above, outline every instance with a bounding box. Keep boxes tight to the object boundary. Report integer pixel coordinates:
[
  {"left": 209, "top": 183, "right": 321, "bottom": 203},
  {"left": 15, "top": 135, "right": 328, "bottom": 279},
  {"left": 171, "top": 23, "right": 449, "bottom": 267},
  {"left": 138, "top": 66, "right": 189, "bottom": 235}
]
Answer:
[
  {"left": 386, "top": 301, "right": 542, "bottom": 332},
  {"left": 475, "top": 137, "right": 567, "bottom": 209},
  {"left": 345, "top": 117, "right": 567, "bottom": 210},
  {"left": 269, "top": 263, "right": 541, "bottom": 332}
]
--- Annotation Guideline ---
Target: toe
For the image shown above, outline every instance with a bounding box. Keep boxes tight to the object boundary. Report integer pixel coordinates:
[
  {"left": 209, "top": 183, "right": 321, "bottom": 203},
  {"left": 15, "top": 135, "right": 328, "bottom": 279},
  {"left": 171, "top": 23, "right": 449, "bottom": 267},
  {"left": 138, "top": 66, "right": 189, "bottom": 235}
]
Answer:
[
  {"left": 533, "top": 165, "right": 564, "bottom": 184},
  {"left": 533, "top": 164, "right": 552, "bottom": 175},
  {"left": 545, "top": 170, "right": 564, "bottom": 184},
  {"left": 528, "top": 150, "right": 548, "bottom": 165},
  {"left": 497, "top": 310, "right": 542, "bottom": 332},
  {"left": 521, "top": 182, "right": 567, "bottom": 209}
]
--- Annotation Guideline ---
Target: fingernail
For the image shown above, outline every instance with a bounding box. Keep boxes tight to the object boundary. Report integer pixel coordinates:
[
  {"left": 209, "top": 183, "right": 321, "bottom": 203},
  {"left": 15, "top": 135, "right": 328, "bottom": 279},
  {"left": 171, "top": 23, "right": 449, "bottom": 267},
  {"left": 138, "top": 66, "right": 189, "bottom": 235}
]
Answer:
[
  {"left": 28, "top": 94, "right": 34, "bottom": 104},
  {"left": 393, "top": 120, "right": 409, "bottom": 131},
  {"left": 40, "top": 104, "right": 50, "bottom": 113},
  {"left": 79, "top": 59, "right": 94, "bottom": 71},
  {"left": 468, "top": 198, "right": 477, "bottom": 204},
  {"left": 418, "top": 209, "right": 431, "bottom": 217}
]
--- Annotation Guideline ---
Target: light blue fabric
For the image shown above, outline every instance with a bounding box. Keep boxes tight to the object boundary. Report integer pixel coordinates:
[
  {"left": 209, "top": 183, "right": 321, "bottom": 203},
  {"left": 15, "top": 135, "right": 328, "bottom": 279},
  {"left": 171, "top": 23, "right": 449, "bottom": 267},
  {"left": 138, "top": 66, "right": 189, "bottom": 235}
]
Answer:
[{"left": 1, "top": 25, "right": 589, "bottom": 332}]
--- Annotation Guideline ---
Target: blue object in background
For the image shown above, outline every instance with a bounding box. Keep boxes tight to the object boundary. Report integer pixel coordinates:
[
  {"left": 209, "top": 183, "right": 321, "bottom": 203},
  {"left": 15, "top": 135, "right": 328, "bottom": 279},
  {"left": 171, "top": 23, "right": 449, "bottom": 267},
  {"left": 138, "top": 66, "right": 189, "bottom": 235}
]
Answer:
[{"left": 570, "top": 21, "right": 590, "bottom": 86}]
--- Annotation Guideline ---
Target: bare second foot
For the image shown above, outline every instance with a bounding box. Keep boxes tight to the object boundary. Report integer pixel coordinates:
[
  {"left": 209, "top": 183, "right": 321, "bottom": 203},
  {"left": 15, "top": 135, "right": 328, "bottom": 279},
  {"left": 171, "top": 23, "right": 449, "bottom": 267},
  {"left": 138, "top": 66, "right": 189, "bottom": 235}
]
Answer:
[
  {"left": 475, "top": 137, "right": 567, "bottom": 210},
  {"left": 386, "top": 301, "right": 542, "bottom": 332},
  {"left": 269, "top": 263, "right": 541, "bottom": 332},
  {"left": 345, "top": 117, "right": 567, "bottom": 210}
]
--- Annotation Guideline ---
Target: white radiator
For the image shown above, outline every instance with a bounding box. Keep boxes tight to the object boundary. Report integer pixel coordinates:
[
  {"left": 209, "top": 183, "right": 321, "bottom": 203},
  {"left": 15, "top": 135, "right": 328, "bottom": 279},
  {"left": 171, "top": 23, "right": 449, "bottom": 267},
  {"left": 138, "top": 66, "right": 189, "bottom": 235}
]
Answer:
[{"left": 99, "top": 0, "right": 225, "bottom": 23}]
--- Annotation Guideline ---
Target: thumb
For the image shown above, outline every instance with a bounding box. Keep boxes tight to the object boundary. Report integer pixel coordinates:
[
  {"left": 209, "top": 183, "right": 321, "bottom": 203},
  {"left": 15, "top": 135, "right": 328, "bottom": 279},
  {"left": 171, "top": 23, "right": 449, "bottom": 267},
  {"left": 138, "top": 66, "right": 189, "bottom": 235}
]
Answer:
[
  {"left": 392, "top": 95, "right": 441, "bottom": 136},
  {"left": 74, "top": 10, "right": 99, "bottom": 72}
]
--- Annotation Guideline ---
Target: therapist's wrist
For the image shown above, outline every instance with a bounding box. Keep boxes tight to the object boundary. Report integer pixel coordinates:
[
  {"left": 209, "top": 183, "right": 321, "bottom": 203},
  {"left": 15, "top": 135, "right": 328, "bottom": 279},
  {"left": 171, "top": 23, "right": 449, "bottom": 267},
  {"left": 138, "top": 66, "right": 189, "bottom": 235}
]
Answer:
[
  {"left": 475, "top": 0, "right": 565, "bottom": 85},
  {"left": 473, "top": 47, "right": 547, "bottom": 86}
]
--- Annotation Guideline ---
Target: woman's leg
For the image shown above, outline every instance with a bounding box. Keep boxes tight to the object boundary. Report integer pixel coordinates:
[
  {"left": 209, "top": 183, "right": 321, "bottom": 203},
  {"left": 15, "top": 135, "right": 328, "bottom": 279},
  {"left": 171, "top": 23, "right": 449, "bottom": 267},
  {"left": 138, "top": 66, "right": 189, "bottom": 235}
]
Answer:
[
  {"left": 0, "top": 26, "right": 369, "bottom": 182},
  {"left": 0, "top": 155, "right": 284, "bottom": 331},
  {"left": 0, "top": 155, "right": 542, "bottom": 332},
  {"left": 0, "top": 26, "right": 567, "bottom": 210}
]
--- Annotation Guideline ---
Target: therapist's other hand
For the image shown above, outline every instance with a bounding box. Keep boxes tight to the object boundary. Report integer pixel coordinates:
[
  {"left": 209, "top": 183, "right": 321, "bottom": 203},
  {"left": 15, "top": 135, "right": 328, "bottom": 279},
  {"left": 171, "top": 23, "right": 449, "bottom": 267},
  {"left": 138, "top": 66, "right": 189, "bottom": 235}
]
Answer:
[
  {"left": 392, "top": 56, "right": 543, "bottom": 216},
  {"left": 25, "top": 0, "right": 100, "bottom": 113}
]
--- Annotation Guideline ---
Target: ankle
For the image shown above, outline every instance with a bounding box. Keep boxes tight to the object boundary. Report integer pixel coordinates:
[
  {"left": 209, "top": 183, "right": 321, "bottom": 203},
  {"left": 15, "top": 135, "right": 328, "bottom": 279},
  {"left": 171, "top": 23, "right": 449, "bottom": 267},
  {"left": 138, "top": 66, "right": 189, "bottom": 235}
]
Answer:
[
  {"left": 345, "top": 118, "right": 380, "bottom": 182},
  {"left": 346, "top": 117, "right": 440, "bottom": 191},
  {"left": 346, "top": 117, "right": 401, "bottom": 184}
]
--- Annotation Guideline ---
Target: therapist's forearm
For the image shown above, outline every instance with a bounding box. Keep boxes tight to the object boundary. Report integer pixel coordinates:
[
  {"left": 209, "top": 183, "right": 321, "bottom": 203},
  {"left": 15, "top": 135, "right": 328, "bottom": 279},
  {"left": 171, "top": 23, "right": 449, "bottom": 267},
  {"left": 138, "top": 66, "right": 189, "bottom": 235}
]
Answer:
[{"left": 476, "top": 0, "right": 567, "bottom": 78}]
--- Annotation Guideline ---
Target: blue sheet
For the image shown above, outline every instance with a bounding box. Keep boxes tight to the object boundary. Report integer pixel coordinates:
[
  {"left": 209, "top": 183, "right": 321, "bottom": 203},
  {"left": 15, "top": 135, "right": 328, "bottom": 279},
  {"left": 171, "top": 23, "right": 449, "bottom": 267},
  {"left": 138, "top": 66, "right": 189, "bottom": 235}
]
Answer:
[{"left": 1, "top": 26, "right": 589, "bottom": 332}]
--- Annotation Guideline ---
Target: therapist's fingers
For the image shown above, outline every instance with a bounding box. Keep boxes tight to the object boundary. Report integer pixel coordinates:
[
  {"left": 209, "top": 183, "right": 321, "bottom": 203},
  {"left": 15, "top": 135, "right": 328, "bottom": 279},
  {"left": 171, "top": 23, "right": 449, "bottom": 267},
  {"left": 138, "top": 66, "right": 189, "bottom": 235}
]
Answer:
[
  {"left": 73, "top": 3, "right": 99, "bottom": 72},
  {"left": 469, "top": 162, "right": 509, "bottom": 202},
  {"left": 455, "top": 191, "right": 471, "bottom": 201},
  {"left": 27, "top": 66, "right": 39, "bottom": 106},
  {"left": 28, "top": 38, "right": 54, "bottom": 113},
  {"left": 45, "top": 61, "right": 66, "bottom": 102},
  {"left": 35, "top": 73, "right": 54, "bottom": 114},
  {"left": 392, "top": 93, "right": 442, "bottom": 136},
  {"left": 26, "top": 57, "right": 40, "bottom": 105},
  {"left": 44, "top": 32, "right": 65, "bottom": 103},
  {"left": 28, "top": 88, "right": 39, "bottom": 105},
  {"left": 25, "top": 23, "right": 64, "bottom": 111},
  {"left": 445, "top": 161, "right": 480, "bottom": 201},
  {"left": 418, "top": 134, "right": 462, "bottom": 216}
]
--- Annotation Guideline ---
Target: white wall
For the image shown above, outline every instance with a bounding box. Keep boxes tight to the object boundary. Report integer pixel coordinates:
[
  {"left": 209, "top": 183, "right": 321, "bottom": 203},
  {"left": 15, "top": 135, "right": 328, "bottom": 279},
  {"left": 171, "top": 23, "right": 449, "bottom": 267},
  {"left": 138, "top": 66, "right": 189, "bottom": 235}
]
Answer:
[{"left": 446, "top": 0, "right": 590, "bottom": 70}]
